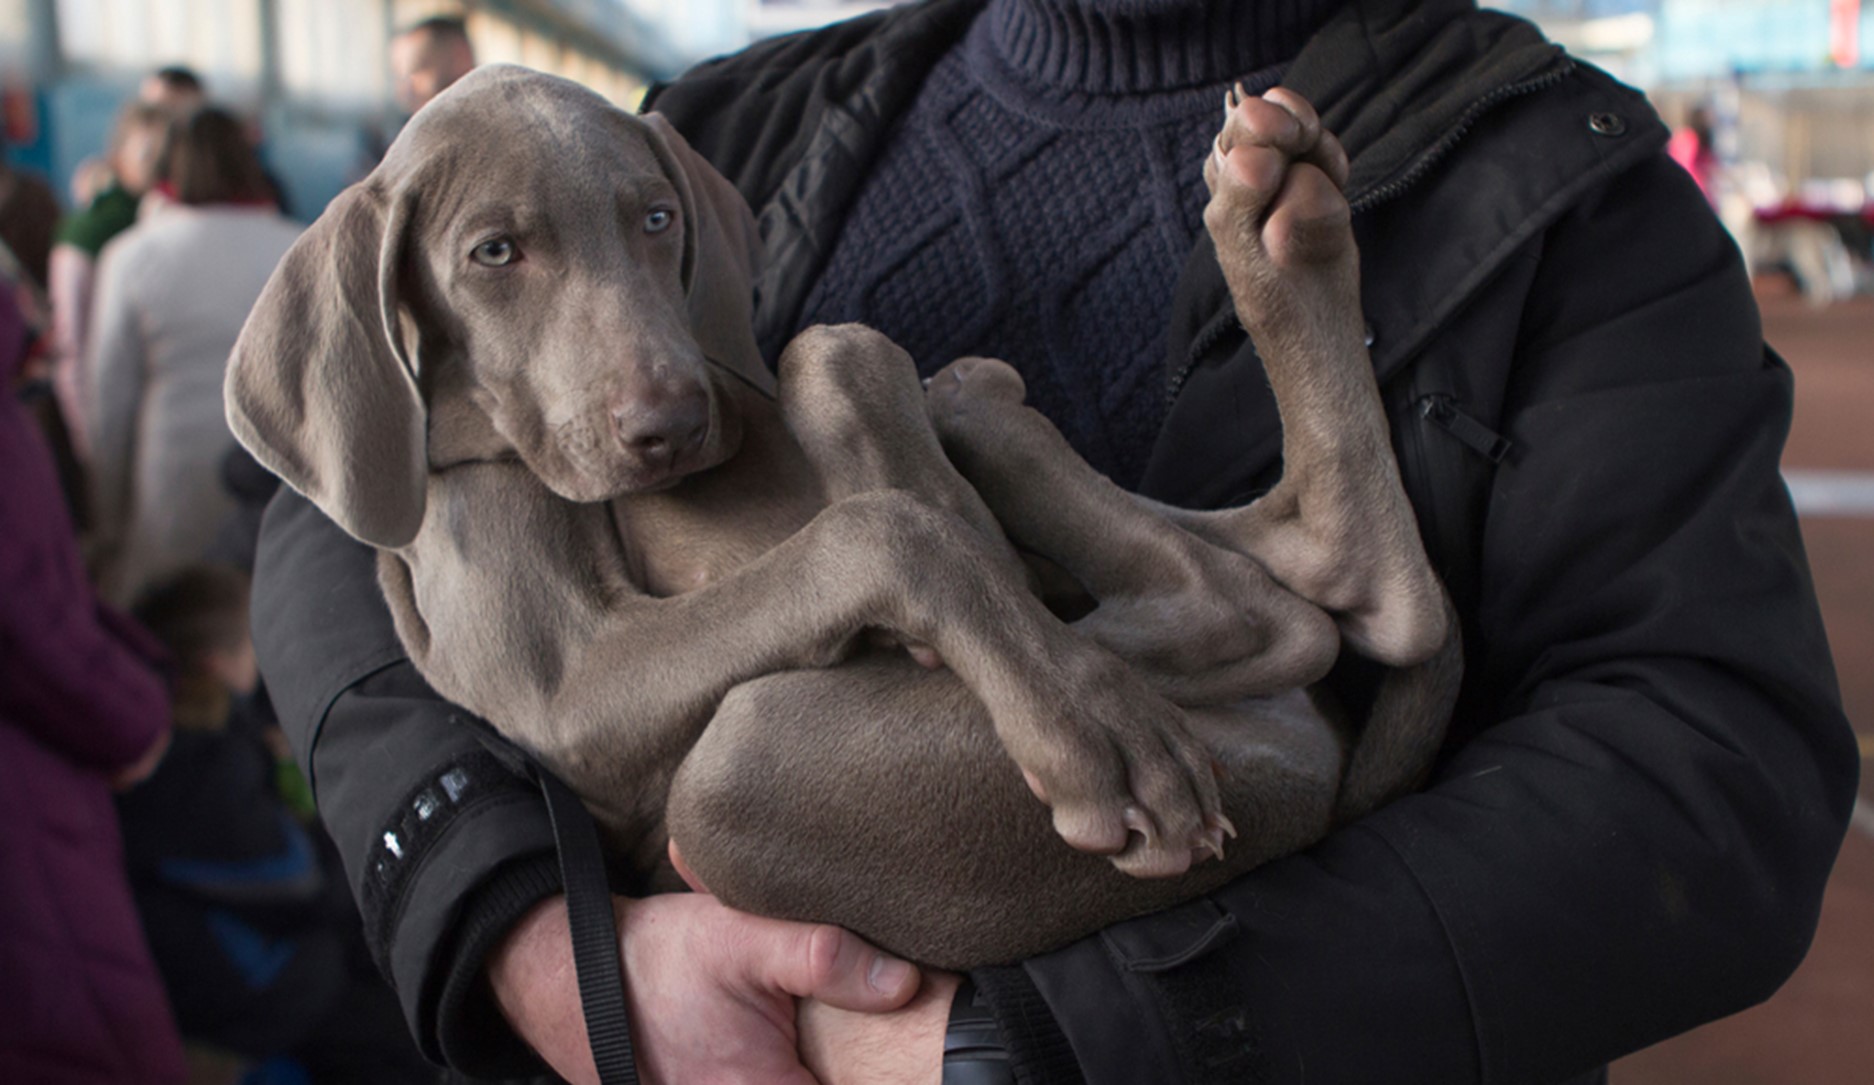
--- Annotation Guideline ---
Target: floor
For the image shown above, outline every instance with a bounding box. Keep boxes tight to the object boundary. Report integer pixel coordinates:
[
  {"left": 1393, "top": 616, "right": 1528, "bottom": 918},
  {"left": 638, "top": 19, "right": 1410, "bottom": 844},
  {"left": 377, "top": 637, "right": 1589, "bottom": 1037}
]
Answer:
[{"left": 1611, "top": 290, "right": 1874, "bottom": 1084}]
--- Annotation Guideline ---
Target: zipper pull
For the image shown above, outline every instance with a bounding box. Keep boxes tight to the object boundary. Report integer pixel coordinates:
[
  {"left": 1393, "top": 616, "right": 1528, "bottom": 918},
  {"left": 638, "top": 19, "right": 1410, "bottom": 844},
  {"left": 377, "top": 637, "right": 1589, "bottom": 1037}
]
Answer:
[{"left": 1419, "top": 394, "right": 1511, "bottom": 463}]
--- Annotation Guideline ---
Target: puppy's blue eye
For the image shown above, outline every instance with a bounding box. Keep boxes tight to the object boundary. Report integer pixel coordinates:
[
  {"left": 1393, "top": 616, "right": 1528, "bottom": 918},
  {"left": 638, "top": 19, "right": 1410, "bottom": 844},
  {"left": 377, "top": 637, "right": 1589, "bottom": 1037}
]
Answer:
[
  {"left": 471, "top": 238, "right": 517, "bottom": 266},
  {"left": 645, "top": 208, "right": 674, "bottom": 234}
]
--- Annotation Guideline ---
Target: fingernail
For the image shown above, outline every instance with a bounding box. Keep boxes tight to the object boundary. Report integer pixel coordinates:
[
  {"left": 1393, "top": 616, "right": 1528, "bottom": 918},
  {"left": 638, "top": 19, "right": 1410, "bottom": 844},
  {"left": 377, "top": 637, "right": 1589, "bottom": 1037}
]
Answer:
[{"left": 869, "top": 955, "right": 914, "bottom": 993}]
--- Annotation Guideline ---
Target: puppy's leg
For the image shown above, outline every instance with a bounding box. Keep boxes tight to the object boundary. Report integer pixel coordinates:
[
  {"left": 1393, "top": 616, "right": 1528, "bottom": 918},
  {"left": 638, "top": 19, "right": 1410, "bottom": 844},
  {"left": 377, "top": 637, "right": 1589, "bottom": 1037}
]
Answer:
[
  {"left": 668, "top": 658, "right": 1343, "bottom": 968},
  {"left": 770, "top": 323, "right": 1230, "bottom": 878},
  {"left": 1190, "top": 87, "right": 1448, "bottom": 666},
  {"left": 1332, "top": 606, "right": 1463, "bottom": 823},
  {"left": 776, "top": 323, "right": 1024, "bottom": 579},
  {"left": 927, "top": 356, "right": 1339, "bottom": 706},
  {"left": 925, "top": 348, "right": 1457, "bottom": 825}
]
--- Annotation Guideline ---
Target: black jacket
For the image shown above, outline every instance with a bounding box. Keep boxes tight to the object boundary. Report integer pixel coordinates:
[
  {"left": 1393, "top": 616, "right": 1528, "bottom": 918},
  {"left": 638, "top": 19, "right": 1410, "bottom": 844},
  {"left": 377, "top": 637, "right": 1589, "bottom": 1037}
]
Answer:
[{"left": 252, "top": 0, "right": 1858, "bottom": 1080}]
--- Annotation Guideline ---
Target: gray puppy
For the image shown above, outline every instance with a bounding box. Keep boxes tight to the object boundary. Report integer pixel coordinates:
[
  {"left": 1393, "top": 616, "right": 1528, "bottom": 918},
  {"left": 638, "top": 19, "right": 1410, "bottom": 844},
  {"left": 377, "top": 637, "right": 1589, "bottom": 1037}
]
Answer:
[{"left": 226, "top": 66, "right": 1455, "bottom": 968}]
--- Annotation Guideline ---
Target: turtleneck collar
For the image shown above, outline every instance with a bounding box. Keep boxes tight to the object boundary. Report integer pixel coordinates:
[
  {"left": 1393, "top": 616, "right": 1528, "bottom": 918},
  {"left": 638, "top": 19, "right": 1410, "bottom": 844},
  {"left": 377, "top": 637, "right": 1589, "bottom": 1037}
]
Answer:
[{"left": 985, "top": 0, "right": 1343, "bottom": 95}]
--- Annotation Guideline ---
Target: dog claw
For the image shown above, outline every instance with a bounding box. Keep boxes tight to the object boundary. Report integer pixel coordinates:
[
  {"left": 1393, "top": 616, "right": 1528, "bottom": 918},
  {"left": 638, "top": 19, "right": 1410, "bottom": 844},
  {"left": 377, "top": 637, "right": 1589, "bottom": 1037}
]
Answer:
[
  {"left": 1196, "top": 827, "right": 1228, "bottom": 863},
  {"left": 1208, "top": 812, "right": 1238, "bottom": 841}
]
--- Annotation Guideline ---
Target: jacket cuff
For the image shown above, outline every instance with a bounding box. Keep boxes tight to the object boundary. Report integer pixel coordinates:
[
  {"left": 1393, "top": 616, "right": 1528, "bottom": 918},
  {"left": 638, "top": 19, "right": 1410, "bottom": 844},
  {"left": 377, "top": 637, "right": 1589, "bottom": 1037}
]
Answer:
[
  {"left": 432, "top": 852, "right": 566, "bottom": 1076},
  {"left": 972, "top": 964, "right": 1085, "bottom": 1085},
  {"left": 349, "top": 742, "right": 562, "bottom": 1070}
]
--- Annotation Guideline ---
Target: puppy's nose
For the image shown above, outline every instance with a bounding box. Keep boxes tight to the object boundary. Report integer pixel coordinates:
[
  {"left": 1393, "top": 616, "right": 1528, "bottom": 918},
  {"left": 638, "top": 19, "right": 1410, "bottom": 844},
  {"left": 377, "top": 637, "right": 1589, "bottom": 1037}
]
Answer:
[{"left": 612, "top": 392, "right": 708, "bottom": 466}]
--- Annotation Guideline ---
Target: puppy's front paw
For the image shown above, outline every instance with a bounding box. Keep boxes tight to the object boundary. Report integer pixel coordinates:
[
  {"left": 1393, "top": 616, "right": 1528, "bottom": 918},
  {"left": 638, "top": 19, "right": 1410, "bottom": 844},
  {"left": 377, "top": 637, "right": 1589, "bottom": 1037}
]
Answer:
[{"left": 1001, "top": 658, "right": 1233, "bottom": 878}]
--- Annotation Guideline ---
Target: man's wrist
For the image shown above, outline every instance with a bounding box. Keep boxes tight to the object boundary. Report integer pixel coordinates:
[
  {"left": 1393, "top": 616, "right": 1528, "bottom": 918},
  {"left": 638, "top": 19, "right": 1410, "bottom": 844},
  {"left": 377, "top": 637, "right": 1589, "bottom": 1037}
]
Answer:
[
  {"left": 433, "top": 852, "right": 565, "bottom": 1075},
  {"left": 483, "top": 891, "right": 605, "bottom": 1084}
]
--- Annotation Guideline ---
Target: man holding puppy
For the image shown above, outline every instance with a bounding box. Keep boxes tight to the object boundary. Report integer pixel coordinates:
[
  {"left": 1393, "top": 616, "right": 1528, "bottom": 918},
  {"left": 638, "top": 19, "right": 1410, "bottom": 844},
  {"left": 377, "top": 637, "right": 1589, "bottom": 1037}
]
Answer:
[{"left": 253, "top": 0, "right": 1856, "bottom": 1083}]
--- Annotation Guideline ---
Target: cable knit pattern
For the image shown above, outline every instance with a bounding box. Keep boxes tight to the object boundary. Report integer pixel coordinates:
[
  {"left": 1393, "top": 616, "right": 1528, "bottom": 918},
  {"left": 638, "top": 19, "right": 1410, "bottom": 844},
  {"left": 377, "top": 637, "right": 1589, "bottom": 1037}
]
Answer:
[{"left": 798, "top": 0, "right": 1338, "bottom": 487}]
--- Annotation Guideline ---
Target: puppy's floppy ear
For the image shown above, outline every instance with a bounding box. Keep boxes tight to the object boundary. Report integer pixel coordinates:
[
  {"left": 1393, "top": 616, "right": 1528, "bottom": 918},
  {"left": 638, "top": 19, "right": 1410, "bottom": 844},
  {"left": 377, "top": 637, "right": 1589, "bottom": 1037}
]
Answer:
[
  {"left": 639, "top": 112, "right": 773, "bottom": 396},
  {"left": 226, "top": 180, "right": 427, "bottom": 548}
]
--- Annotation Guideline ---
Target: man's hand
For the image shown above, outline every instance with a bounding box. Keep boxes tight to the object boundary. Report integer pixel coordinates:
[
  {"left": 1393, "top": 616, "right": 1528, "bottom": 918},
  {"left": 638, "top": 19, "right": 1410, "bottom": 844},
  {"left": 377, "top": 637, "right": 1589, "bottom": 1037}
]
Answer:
[
  {"left": 798, "top": 970, "right": 959, "bottom": 1085},
  {"left": 488, "top": 892, "right": 923, "bottom": 1085}
]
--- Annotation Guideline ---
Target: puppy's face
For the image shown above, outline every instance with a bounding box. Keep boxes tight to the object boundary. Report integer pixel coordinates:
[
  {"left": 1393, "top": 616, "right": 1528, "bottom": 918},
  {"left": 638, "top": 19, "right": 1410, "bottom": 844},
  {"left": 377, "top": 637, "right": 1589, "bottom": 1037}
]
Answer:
[{"left": 396, "top": 74, "right": 744, "bottom": 500}]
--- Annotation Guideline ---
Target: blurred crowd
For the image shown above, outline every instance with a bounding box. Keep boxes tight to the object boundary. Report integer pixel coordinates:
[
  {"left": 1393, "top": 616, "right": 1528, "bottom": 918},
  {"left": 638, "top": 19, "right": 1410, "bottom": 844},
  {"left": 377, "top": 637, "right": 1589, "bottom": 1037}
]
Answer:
[
  {"left": 3, "top": 8, "right": 1866, "bottom": 1084},
  {"left": 1666, "top": 100, "right": 1874, "bottom": 308},
  {"left": 1, "top": 18, "right": 477, "bottom": 1085}
]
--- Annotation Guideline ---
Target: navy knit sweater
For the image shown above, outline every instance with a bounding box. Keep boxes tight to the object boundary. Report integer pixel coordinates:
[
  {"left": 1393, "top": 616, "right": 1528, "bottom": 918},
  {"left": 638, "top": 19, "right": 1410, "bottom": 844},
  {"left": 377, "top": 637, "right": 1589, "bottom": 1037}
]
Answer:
[{"left": 798, "top": 0, "right": 1339, "bottom": 488}]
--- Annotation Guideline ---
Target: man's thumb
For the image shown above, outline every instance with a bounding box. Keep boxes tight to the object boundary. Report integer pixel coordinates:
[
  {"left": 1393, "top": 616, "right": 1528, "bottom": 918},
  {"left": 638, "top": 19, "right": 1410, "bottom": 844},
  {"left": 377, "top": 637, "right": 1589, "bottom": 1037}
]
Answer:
[{"left": 757, "top": 921, "right": 921, "bottom": 1012}]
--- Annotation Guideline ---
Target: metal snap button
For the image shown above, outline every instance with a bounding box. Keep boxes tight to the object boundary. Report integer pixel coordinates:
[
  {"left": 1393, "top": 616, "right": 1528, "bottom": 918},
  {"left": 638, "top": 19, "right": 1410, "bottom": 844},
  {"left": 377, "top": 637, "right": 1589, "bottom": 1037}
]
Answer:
[{"left": 1588, "top": 112, "right": 1627, "bottom": 137}]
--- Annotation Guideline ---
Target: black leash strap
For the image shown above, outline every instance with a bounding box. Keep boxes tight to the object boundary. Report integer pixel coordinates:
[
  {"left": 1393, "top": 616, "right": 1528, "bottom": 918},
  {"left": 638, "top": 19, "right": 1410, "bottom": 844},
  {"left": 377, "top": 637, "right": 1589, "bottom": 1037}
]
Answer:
[{"left": 537, "top": 766, "right": 640, "bottom": 1084}]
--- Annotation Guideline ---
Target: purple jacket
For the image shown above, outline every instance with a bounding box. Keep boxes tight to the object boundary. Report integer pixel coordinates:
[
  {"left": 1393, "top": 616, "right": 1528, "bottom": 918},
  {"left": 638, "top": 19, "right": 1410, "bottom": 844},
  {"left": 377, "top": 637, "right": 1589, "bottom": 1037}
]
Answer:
[{"left": 0, "top": 284, "right": 187, "bottom": 1082}]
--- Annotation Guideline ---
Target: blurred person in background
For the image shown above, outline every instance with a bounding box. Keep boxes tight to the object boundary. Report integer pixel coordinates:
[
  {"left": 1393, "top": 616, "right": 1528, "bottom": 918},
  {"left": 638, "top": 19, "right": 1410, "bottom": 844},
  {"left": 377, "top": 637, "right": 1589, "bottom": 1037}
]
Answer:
[
  {"left": 85, "top": 106, "right": 300, "bottom": 606},
  {"left": 0, "top": 134, "right": 58, "bottom": 290},
  {"left": 141, "top": 64, "right": 207, "bottom": 115},
  {"left": 65, "top": 66, "right": 209, "bottom": 213},
  {"left": 391, "top": 15, "right": 478, "bottom": 116},
  {"left": 50, "top": 102, "right": 171, "bottom": 458},
  {"left": 118, "top": 564, "right": 436, "bottom": 1085},
  {"left": 0, "top": 251, "right": 186, "bottom": 1085},
  {"left": 1668, "top": 103, "right": 1720, "bottom": 208},
  {"left": 255, "top": 0, "right": 1858, "bottom": 1083}
]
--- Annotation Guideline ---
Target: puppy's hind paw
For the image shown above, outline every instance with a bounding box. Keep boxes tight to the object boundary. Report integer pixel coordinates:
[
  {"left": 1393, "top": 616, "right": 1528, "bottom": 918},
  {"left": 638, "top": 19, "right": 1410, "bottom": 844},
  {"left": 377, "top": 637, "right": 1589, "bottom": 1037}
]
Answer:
[{"left": 1015, "top": 697, "right": 1230, "bottom": 880}]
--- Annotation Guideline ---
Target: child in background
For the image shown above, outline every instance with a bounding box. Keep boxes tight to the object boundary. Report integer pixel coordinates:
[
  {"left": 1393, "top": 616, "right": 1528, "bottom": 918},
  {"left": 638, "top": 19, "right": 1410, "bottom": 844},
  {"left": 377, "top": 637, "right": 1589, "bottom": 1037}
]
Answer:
[{"left": 119, "top": 564, "right": 431, "bottom": 1084}]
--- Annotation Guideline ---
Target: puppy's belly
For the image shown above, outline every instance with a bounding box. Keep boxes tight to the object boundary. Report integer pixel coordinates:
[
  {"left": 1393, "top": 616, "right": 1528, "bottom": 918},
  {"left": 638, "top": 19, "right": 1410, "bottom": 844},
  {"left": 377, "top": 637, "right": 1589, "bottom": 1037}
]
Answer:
[{"left": 665, "top": 657, "right": 1341, "bottom": 968}]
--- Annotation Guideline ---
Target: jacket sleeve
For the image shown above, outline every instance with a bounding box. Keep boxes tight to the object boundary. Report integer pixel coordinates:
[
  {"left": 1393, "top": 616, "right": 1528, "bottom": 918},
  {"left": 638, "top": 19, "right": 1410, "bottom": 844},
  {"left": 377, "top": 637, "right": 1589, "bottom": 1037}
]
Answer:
[
  {"left": 251, "top": 487, "right": 566, "bottom": 1076},
  {"left": 986, "top": 157, "right": 1858, "bottom": 1084},
  {"left": 0, "top": 506, "right": 171, "bottom": 772},
  {"left": 0, "top": 297, "right": 170, "bottom": 770}
]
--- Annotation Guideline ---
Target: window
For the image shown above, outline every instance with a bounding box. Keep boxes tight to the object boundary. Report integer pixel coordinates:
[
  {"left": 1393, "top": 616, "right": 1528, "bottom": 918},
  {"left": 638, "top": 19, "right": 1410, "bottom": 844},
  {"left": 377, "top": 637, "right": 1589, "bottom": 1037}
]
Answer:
[
  {"left": 55, "top": 0, "right": 262, "bottom": 87},
  {"left": 276, "top": 0, "right": 387, "bottom": 106}
]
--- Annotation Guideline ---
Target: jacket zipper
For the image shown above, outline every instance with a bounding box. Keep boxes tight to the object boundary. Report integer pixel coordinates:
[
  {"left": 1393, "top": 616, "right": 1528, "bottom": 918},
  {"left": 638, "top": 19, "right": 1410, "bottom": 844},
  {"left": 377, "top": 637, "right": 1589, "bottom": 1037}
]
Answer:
[
  {"left": 1167, "top": 316, "right": 1240, "bottom": 404},
  {"left": 1346, "top": 60, "right": 1574, "bottom": 216},
  {"left": 1166, "top": 60, "right": 1575, "bottom": 408},
  {"left": 1417, "top": 394, "right": 1511, "bottom": 463}
]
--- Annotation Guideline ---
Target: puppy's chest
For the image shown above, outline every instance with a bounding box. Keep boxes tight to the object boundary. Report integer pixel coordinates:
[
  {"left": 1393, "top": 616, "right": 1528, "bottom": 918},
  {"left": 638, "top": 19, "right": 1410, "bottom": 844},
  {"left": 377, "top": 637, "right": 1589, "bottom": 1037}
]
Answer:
[{"left": 610, "top": 486, "right": 824, "bottom": 597}]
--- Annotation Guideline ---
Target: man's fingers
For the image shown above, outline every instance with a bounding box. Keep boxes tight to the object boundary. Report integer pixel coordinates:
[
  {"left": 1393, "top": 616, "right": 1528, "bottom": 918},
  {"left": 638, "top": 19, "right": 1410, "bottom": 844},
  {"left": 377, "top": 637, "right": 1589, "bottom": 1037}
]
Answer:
[{"left": 748, "top": 919, "right": 922, "bottom": 1013}]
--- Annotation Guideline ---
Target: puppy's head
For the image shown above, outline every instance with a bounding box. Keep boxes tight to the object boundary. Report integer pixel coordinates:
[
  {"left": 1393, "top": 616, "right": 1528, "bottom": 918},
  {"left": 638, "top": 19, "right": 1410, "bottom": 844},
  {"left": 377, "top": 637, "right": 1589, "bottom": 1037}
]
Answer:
[{"left": 226, "top": 65, "right": 767, "bottom": 548}]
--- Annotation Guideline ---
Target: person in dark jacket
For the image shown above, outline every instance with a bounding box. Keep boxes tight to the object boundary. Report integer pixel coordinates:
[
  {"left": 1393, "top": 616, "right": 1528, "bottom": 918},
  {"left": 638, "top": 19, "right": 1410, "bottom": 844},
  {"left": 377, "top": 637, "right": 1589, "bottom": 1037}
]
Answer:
[
  {"left": 250, "top": 0, "right": 1859, "bottom": 1082},
  {"left": 0, "top": 255, "right": 187, "bottom": 1085}
]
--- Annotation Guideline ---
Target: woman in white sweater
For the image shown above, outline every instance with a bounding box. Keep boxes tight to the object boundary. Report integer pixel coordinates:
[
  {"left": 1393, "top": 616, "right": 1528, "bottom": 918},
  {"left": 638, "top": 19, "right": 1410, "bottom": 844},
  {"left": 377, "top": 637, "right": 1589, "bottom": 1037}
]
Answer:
[{"left": 86, "top": 108, "right": 300, "bottom": 605}]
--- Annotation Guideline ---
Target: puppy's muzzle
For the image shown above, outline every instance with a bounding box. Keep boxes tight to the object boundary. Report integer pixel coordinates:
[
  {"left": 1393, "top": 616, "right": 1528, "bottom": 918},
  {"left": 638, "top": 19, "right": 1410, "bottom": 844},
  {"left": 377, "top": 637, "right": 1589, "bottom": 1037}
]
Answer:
[{"left": 612, "top": 388, "right": 709, "bottom": 477}]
